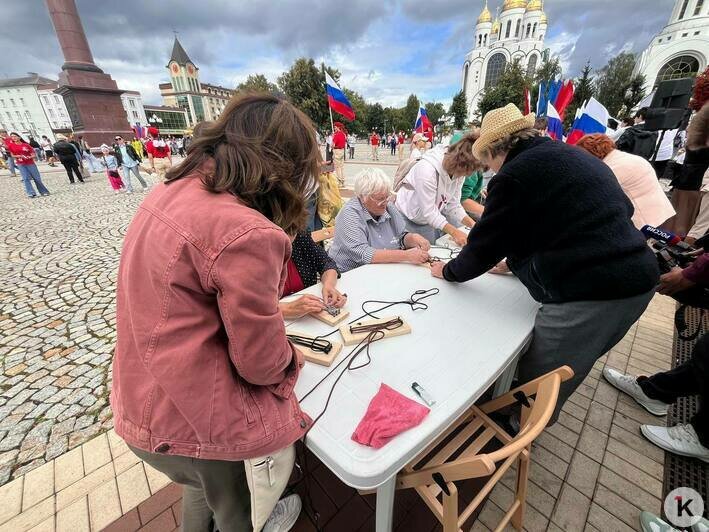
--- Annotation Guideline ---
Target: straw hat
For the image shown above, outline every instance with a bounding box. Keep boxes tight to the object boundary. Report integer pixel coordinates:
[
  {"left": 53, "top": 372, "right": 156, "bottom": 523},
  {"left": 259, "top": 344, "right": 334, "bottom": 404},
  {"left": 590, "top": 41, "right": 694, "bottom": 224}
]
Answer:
[
  {"left": 412, "top": 133, "right": 426, "bottom": 144},
  {"left": 472, "top": 103, "right": 535, "bottom": 159},
  {"left": 55, "top": 133, "right": 67, "bottom": 141}
]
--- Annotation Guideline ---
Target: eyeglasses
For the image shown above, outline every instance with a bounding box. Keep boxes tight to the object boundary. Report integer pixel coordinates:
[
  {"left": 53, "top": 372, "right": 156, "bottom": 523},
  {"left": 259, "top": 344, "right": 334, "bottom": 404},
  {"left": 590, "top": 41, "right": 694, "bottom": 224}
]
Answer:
[
  {"left": 368, "top": 194, "right": 393, "bottom": 207},
  {"left": 114, "top": 137, "right": 122, "bottom": 141}
]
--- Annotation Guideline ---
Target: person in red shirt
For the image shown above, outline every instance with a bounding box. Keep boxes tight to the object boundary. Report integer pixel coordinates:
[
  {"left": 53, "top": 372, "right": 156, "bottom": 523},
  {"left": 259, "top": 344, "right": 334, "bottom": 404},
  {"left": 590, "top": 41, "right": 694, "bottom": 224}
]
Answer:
[
  {"left": 145, "top": 126, "right": 172, "bottom": 179},
  {"left": 1, "top": 131, "right": 50, "bottom": 198},
  {"left": 397, "top": 131, "right": 406, "bottom": 161},
  {"left": 332, "top": 122, "right": 347, "bottom": 186},
  {"left": 369, "top": 130, "right": 380, "bottom": 161}
]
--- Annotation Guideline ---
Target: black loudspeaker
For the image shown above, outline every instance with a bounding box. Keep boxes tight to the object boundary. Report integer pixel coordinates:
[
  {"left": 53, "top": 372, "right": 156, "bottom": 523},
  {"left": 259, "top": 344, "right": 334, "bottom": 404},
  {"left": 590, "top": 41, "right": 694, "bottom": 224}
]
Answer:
[{"left": 645, "top": 78, "right": 695, "bottom": 131}]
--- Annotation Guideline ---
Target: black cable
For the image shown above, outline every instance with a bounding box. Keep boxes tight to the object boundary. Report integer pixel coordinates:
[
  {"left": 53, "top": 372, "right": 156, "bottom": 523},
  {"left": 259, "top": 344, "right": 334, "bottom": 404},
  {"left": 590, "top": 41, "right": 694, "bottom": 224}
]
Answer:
[{"left": 286, "top": 333, "right": 333, "bottom": 354}]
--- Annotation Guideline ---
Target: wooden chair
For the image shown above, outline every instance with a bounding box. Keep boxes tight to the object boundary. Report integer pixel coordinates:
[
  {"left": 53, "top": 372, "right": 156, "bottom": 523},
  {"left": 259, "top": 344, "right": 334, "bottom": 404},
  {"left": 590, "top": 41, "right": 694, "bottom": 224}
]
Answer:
[
  {"left": 311, "top": 225, "right": 335, "bottom": 243},
  {"left": 396, "top": 366, "right": 574, "bottom": 532}
]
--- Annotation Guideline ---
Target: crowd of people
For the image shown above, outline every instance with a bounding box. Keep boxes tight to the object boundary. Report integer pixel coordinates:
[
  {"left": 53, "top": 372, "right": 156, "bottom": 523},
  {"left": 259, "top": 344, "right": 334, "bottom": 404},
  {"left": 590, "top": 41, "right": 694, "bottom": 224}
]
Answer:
[
  {"left": 1, "top": 127, "right": 193, "bottom": 198},
  {"left": 101, "top": 86, "right": 709, "bottom": 532}
]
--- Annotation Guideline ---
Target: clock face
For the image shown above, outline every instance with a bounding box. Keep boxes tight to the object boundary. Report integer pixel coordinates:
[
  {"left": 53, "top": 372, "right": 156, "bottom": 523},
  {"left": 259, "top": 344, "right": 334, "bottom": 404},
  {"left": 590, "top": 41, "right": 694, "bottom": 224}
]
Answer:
[
  {"left": 171, "top": 63, "right": 179, "bottom": 74},
  {"left": 187, "top": 64, "right": 194, "bottom": 75}
]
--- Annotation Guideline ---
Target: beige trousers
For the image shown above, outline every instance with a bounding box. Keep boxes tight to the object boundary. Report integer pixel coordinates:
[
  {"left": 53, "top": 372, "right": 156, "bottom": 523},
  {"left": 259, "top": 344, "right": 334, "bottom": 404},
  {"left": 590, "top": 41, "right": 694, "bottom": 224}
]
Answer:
[{"left": 151, "top": 157, "right": 172, "bottom": 180}]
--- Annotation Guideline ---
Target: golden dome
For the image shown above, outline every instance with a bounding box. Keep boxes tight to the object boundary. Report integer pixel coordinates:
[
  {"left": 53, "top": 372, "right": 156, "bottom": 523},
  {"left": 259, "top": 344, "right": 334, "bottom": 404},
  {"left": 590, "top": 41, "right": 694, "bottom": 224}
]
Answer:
[
  {"left": 502, "top": 0, "right": 527, "bottom": 11},
  {"left": 540, "top": 10, "right": 548, "bottom": 23},
  {"left": 492, "top": 19, "right": 501, "bottom": 33},
  {"left": 477, "top": 1, "right": 492, "bottom": 23},
  {"left": 526, "top": 0, "right": 542, "bottom": 11}
]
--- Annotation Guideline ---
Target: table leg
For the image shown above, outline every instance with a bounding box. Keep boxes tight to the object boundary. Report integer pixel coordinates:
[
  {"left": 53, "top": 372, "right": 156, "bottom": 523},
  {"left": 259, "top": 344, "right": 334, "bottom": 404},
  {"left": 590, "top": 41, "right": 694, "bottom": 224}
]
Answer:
[
  {"left": 375, "top": 475, "right": 397, "bottom": 532},
  {"left": 493, "top": 352, "right": 520, "bottom": 398}
]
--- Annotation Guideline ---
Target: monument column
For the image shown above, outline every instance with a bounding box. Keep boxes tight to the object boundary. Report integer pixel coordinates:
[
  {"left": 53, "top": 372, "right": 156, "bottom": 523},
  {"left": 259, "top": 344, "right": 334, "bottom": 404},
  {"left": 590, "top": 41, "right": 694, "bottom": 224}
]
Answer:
[{"left": 46, "top": 0, "right": 132, "bottom": 146}]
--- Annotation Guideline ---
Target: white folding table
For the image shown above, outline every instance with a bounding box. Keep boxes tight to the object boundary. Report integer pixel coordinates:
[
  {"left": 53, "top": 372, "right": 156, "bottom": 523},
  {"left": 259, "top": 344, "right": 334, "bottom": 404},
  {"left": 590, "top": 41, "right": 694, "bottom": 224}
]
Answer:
[{"left": 286, "top": 262, "right": 538, "bottom": 531}]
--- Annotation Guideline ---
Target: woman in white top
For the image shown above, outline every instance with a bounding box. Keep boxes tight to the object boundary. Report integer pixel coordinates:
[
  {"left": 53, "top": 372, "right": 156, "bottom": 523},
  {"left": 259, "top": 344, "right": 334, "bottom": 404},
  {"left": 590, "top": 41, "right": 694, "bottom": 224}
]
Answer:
[
  {"left": 395, "top": 132, "right": 478, "bottom": 245},
  {"left": 409, "top": 132, "right": 428, "bottom": 159}
]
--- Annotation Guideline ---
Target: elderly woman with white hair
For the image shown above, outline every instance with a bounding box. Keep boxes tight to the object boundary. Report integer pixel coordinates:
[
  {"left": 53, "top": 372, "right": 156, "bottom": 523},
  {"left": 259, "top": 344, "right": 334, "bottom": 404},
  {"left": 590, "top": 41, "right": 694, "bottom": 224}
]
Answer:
[{"left": 329, "top": 168, "right": 430, "bottom": 272}]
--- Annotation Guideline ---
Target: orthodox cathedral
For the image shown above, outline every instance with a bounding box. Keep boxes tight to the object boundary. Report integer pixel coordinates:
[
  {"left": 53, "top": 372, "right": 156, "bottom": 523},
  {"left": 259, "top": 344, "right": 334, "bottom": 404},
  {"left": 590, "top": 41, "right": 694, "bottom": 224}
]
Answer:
[{"left": 462, "top": 0, "right": 549, "bottom": 119}]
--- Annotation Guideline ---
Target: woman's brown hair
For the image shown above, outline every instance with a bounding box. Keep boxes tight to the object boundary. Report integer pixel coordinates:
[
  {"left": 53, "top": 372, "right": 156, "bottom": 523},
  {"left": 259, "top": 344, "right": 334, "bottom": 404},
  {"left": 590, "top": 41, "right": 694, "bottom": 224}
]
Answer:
[
  {"left": 576, "top": 134, "right": 616, "bottom": 160},
  {"left": 443, "top": 131, "right": 484, "bottom": 176},
  {"left": 166, "top": 93, "right": 320, "bottom": 235}
]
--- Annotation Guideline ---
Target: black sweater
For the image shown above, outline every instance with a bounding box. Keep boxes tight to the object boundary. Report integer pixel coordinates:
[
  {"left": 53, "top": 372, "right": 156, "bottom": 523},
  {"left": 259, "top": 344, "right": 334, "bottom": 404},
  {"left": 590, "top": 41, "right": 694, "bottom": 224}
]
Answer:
[{"left": 443, "top": 136, "right": 660, "bottom": 303}]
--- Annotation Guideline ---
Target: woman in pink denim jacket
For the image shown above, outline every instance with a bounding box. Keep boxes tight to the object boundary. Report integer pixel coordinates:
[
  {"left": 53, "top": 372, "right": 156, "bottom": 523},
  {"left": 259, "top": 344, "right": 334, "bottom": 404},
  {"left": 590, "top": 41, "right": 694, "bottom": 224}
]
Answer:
[{"left": 110, "top": 94, "right": 320, "bottom": 532}]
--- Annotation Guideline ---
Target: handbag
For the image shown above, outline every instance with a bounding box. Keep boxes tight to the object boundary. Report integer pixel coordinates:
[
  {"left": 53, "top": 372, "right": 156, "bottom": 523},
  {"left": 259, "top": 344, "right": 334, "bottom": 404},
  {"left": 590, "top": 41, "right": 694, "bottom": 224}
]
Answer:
[
  {"left": 244, "top": 444, "right": 295, "bottom": 531},
  {"left": 80, "top": 164, "right": 91, "bottom": 178}
]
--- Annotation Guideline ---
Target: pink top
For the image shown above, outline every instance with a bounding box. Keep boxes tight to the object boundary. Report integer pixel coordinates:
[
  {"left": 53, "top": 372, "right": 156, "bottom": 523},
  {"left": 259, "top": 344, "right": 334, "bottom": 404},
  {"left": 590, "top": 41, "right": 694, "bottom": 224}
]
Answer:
[
  {"left": 111, "top": 174, "right": 310, "bottom": 460},
  {"left": 603, "top": 149, "right": 675, "bottom": 229}
]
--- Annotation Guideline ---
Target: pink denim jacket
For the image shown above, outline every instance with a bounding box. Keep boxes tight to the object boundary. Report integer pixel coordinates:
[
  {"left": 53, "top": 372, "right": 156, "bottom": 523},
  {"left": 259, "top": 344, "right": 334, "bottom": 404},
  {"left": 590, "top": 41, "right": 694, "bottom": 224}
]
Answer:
[{"left": 110, "top": 175, "right": 311, "bottom": 460}]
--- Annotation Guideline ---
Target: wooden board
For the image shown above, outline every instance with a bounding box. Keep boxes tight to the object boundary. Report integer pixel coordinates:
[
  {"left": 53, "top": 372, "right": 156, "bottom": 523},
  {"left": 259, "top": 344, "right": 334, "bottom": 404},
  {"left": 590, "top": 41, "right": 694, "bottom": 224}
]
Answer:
[
  {"left": 339, "top": 315, "right": 412, "bottom": 346},
  {"left": 287, "top": 330, "right": 343, "bottom": 366},
  {"left": 312, "top": 308, "right": 350, "bottom": 326}
]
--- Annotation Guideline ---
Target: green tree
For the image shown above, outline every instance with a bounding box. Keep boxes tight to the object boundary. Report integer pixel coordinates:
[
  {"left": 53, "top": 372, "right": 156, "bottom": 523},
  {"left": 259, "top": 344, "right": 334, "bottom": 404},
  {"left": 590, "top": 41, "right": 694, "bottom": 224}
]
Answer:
[
  {"left": 424, "top": 102, "right": 446, "bottom": 127},
  {"left": 563, "top": 60, "right": 595, "bottom": 129},
  {"left": 595, "top": 51, "right": 640, "bottom": 117},
  {"left": 277, "top": 58, "right": 341, "bottom": 132},
  {"left": 449, "top": 91, "right": 468, "bottom": 129},
  {"left": 623, "top": 73, "right": 647, "bottom": 114},
  {"left": 342, "top": 88, "right": 368, "bottom": 136},
  {"left": 365, "top": 102, "right": 385, "bottom": 133},
  {"left": 476, "top": 58, "right": 528, "bottom": 119},
  {"left": 235, "top": 74, "right": 277, "bottom": 95},
  {"left": 402, "top": 94, "right": 420, "bottom": 131}
]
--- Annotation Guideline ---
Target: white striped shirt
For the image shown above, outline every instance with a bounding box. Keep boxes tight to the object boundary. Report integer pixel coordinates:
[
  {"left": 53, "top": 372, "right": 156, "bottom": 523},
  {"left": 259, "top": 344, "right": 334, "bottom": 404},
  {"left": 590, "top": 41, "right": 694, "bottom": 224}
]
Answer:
[{"left": 328, "top": 198, "right": 407, "bottom": 273}]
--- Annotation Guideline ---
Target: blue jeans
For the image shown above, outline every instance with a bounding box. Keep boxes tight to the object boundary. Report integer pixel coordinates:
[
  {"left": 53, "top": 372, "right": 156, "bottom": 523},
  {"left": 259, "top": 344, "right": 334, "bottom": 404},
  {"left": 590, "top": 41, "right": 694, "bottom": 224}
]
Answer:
[
  {"left": 18, "top": 164, "right": 50, "bottom": 197},
  {"left": 122, "top": 165, "right": 148, "bottom": 192},
  {"left": 7, "top": 156, "right": 16, "bottom": 176}
]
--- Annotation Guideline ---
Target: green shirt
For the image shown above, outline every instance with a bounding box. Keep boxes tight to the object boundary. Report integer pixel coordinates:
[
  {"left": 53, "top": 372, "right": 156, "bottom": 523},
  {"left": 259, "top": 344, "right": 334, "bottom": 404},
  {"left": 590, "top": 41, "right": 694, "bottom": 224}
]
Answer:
[{"left": 461, "top": 172, "right": 484, "bottom": 202}]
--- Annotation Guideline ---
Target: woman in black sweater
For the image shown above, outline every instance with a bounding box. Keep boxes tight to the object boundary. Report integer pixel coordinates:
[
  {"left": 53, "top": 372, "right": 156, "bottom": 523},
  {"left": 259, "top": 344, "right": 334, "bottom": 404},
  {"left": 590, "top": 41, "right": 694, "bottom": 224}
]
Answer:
[
  {"left": 279, "top": 233, "right": 346, "bottom": 319},
  {"left": 431, "top": 104, "right": 660, "bottom": 420}
]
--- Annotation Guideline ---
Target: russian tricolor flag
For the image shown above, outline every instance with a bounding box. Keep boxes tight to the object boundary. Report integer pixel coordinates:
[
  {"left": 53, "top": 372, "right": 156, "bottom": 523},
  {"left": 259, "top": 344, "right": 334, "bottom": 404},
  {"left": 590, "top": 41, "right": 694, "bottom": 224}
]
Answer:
[
  {"left": 546, "top": 102, "right": 564, "bottom": 141},
  {"left": 325, "top": 72, "right": 355, "bottom": 121},
  {"left": 566, "top": 97, "right": 609, "bottom": 145},
  {"left": 414, "top": 107, "right": 432, "bottom": 133}
]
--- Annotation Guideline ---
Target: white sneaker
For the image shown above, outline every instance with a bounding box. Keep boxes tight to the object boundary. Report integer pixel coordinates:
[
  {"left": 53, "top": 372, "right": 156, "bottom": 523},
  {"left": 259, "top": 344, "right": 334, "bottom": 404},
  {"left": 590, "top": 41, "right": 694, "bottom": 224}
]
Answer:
[
  {"left": 262, "top": 494, "right": 302, "bottom": 532},
  {"left": 693, "top": 517, "right": 709, "bottom": 532},
  {"left": 602, "top": 367, "right": 669, "bottom": 415},
  {"left": 639, "top": 510, "right": 679, "bottom": 532},
  {"left": 641, "top": 423, "right": 709, "bottom": 462}
]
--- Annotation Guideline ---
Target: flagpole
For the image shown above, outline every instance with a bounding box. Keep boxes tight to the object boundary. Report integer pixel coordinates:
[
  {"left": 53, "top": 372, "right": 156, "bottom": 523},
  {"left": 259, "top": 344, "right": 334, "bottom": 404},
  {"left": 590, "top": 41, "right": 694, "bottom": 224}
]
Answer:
[{"left": 323, "top": 64, "right": 335, "bottom": 135}]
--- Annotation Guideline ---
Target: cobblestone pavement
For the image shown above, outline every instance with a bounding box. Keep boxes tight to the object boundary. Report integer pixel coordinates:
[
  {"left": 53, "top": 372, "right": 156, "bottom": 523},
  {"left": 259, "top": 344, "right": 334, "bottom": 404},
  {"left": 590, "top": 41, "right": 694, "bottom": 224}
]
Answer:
[
  {"left": 0, "top": 162, "right": 163, "bottom": 485},
  {"left": 0, "top": 152, "right": 388, "bottom": 486}
]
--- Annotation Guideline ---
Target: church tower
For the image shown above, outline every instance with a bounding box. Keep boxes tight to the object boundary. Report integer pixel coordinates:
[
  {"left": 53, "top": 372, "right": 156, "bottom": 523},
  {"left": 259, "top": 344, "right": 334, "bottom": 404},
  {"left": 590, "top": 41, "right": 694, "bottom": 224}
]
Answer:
[
  {"left": 165, "top": 37, "right": 206, "bottom": 125},
  {"left": 462, "top": 1, "right": 549, "bottom": 120},
  {"left": 634, "top": 0, "right": 709, "bottom": 93}
]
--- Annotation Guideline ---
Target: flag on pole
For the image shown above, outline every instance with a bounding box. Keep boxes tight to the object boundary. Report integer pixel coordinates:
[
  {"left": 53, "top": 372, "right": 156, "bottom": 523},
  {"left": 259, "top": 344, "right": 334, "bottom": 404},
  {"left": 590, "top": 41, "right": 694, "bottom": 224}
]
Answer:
[
  {"left": 523, "top": 87, "right": 531, "bottom": 115},
  {"left": 536, "top": 80, "right": 548, "bottom": 115},
  {"left": 566, "top": 97, "right": 609, "bottom": 145},
  {"left": 553, "top": 81, "right": 575, "bottom": 120},
  {"left": 325, "top": 72, "right": 355, "bottom": 121},
  {"left": 414, "top": 107, "right": 432, "bottom": 133},
  {"left": 546, "top": 102, "right": 564, "bottom": 140}
]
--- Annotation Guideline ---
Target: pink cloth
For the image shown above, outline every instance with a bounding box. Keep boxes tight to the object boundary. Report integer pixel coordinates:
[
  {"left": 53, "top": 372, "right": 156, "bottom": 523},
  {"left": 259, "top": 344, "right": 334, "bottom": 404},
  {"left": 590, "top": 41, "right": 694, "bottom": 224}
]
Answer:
[
  {"left": 107, "top": 170, "right": 124, "bottom": 190},
  {"left": 352, "top": 384, "right": 430, "bottom": 449},
  {"left": 603, "top": 149, "right": 675, "bottom": 229}
]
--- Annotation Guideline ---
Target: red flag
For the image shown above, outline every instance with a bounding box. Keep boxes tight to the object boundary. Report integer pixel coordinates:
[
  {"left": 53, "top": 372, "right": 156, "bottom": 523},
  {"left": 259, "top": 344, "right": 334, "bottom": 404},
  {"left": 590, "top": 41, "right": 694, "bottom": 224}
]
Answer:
[{"left": 554, "top": 81, "right": 575, "bottom": 120}]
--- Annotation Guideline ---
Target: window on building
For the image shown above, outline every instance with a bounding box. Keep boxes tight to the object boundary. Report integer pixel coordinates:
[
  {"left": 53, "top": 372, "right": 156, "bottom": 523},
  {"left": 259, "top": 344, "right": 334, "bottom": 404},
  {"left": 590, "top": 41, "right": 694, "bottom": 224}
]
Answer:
[
  {"left": 53, "top": 95, "right": 60, "bottom": 104},
  {"left": 478, "top": 34, "right": 482, "bottom": 46},
  {"left": 695, "top": 31, "right": 701, "bottom": 35},
  {"left": 678, "top": 0, "right": 689, "bottom": 18},
  {"left": 24, "top": 111, "right": 31, "bottom": 120},
  {"left": 695, "top": 0, "right": 704, "bottom": 15},
  {"left": 10, "top": 98, "right": 15, "bottom": 106},
  {"left": 191, "top": 95, "right": 205, "bottom": 122},
  {"left": 654, "top": 55, "right": 700, "bottom": 85},
  {"left": 42, "top": 95, "right": 49, "bottom": 105},
  {"left": 5, "top": 112, "right": 11, "bottom": 120},
  {"left": 49, "top": 109, "right": 56, "bottom": 118},
  {"left": 505, "top": 20, "right": 511, "bottom": 38},
  {"left": 483, "top": 33, "right": 488, "bottom": 45},
  {"left": 0, "top": 99, "right": 4, "bottom": 107},
  {"left": 515, "top": 19, "right": 521, "bottom": 37},
  {"left": 682, "top": 32, "right": 688, "bottom": 37},
  {"left": 129, "top": 99, "right": 136, "bottom": 108},
  {"left": 463, "top": 63, "right": 470, "bottom": 93},
  {"left": 658, "top": 38, "right": 663, "bottom": 42},
  {"left": 527, "top": 54, "right": 538, "bottom": 77},
  {"left": 15, "top": 111, "right": 22, "bottom": 120},
  {"left": 668, "top": 36, "right": 672, "bottom": 40},
  {"left": 533, "top": 22, "right": 538, "bottom": 36},
  {"left": 485, "top": 53, "right": 507, "bottom": 88},
  {"left": 525, "top": 23, "right": 531, "bottom": 38},
  {"left": 19, "top": 98, "right": 25, "bottom": 106},
  {"left": 132, "top": 111, "right": 139, "bottom": 119}
]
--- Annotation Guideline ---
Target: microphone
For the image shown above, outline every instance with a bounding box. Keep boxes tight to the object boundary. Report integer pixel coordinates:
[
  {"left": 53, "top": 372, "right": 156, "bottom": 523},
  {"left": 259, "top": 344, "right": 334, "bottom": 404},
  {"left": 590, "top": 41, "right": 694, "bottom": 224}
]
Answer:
[{"left": 641, "top": 225, "right": 693, "bottom": 250}]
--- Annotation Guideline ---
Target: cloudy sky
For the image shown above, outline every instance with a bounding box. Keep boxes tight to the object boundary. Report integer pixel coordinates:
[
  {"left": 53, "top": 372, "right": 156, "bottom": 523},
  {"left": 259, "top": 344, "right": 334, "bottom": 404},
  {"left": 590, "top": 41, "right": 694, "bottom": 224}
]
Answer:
[{"left": 5, "top": 0, "right": 674, "bottom": 107}]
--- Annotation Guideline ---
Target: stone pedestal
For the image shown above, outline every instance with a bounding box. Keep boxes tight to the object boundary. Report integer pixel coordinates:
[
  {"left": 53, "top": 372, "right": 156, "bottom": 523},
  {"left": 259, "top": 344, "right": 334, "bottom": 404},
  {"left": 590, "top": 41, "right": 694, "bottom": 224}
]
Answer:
[{"left": 46, "top": 0, "right": 132, "bottom": 146}]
